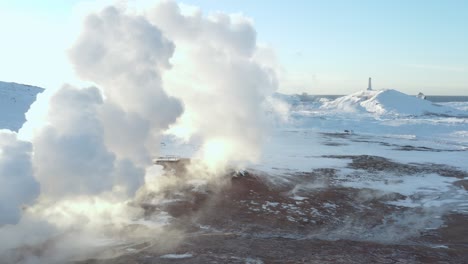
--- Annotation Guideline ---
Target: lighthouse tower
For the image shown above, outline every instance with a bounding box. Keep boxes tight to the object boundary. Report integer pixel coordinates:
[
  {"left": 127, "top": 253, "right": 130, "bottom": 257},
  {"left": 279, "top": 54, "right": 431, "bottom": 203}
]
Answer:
[{"left": 367, "top": 77, "right": 372, "bottom": 91}]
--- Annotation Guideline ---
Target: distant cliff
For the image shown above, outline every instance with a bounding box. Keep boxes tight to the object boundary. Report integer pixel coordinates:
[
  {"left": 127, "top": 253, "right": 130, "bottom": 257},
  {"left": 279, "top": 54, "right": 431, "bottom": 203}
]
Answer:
[{"left": 0, "top": 81, "right": 44, "bottom": 131}]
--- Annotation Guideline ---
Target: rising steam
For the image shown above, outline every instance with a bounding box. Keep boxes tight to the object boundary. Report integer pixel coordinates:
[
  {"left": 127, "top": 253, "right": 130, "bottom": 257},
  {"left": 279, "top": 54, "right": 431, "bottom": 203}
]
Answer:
[
  {"left": 148, "top": 1, "right": 278, "bottom": 173},
  {"left": 0, "top": 130, "right": 39, "bottom": 225},
  {"left": 0, "top": 1, "right": 277, "bottom": 263}
]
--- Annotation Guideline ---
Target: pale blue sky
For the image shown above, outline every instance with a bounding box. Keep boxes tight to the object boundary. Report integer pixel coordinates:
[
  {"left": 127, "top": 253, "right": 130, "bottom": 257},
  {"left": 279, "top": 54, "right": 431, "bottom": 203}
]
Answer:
[{"left": 0, "top": 0, "right": 467, "bottom": 95}]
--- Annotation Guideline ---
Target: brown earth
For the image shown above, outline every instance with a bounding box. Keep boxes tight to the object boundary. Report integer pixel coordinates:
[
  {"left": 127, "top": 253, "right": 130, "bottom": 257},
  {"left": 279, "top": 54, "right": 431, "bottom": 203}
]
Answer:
[{"left": 75, "top": 156, "right": 468, "bottom": 264}]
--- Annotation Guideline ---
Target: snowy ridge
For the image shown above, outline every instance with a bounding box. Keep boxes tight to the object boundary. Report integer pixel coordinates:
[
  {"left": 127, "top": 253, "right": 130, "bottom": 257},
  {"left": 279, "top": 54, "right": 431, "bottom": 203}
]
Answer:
[
  {"left": 0, "top": 81, "right": 43, "bottom": 131},
  {"left": 321, "top": 89, "right": 466, "bottom": 117}
]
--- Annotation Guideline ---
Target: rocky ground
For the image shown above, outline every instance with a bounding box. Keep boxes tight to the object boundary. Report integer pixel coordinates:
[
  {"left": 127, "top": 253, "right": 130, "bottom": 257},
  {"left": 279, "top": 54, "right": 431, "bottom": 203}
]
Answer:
[{"left": 75, "top": 156, "right": 468, "bottom": 264}]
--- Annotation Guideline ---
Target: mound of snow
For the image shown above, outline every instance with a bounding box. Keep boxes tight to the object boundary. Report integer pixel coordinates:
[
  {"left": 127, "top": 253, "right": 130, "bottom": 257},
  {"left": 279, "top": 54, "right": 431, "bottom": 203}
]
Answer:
[
  {"left": 0, "top": 81, "right": 44, "bottom": 131},
  {"left": 321, "top": 89, "right": 466, "bottom": 117}
]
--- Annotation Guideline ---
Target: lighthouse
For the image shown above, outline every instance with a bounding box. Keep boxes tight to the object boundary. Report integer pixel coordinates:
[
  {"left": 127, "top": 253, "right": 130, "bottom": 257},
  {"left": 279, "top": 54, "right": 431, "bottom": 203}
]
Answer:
[{"left": 367, "top": 77, "right": 372, "bottom": 91}]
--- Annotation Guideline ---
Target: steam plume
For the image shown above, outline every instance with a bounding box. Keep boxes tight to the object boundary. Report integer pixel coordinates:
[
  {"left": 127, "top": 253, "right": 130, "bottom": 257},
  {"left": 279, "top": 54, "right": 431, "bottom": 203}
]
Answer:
[
  {"left": 0, "top": 2, "right": 278, "bottom": 262},
  {"left": 0, "top": 130, "right": 39, "bottom": 224},
  {"left": 148, "top": 0, "right": 278, "bottom": 172},
  {"left": 69, "top": 6, "right": 183, "bottom": 166}
]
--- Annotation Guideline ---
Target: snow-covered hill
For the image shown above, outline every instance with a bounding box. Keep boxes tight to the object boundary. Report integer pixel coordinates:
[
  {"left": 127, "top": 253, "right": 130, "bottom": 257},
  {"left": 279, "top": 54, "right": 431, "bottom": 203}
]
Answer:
[
  {"left": 321, "top": 89, "right": 466, "bottom": 117},
  {"left": 0, "top": 81, "right": 43, "bottom": 131}
]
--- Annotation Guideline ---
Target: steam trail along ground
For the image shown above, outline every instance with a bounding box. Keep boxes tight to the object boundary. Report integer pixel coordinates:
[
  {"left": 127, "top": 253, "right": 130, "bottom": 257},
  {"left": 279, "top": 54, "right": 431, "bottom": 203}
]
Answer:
[
  {"left": 77, "top": 153, "right": 468, "bottom": 263},
  {"left": 78, "top": 90, "right": 468, "bottom": 263}
]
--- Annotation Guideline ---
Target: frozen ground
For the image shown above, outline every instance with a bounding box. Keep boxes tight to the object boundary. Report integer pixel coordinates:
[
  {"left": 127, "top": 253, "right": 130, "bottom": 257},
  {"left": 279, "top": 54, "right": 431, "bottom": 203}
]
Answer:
[
  {"left": 132, "top": 89, "right": 468, "bottom": 263},
  {"left": 161, "top": 89, "right": 468, "bottom": 176},
  {"left": 1, "top": 86, "right": 467, "bottom": 263}
]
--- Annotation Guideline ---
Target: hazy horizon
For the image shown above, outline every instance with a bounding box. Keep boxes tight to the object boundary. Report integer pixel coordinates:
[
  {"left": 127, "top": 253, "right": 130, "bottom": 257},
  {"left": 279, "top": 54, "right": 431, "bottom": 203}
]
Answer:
[
  {"left": 3, "top": 79, "right": 468, "bottom": 97},
  {"left": 0, "top": 0, "right": 467, "bottom": 95}
]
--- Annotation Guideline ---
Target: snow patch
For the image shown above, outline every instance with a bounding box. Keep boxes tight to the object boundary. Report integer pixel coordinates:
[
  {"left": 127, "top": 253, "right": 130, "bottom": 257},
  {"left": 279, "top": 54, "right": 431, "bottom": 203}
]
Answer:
[
  {"left": 160, "top": 253, "right": 193, "bottom": 259},
  {"left": 321, "top": 89, "right": 466, "bottom": 117},
  {"left": 0, "top": 81, "right": 43, "bottom": 131}
]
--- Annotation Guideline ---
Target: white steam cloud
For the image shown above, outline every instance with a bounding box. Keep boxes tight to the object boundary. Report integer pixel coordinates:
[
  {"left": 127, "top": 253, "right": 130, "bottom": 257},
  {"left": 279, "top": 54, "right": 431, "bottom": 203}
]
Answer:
[
  {"left": 0, "top": 130, "right": 39, "bottom": 224},
  {"left": 69, "top": 6, "right": 183, "bottom": 166},
  {"left": 148, "top": 1, "right": 278, "bottom": 172},
  {"left": 0, "top": 1, "right": 278, "bottom": 262},
  {"left": 32, "top": 5, "right": 185, "bottom": 198}
]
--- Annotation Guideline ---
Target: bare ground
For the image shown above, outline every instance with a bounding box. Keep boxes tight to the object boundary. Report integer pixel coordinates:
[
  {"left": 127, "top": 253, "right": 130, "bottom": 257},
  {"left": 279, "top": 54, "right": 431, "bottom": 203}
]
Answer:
[{"left": 75, "top": 156, "right": 468, "bottom": 264}]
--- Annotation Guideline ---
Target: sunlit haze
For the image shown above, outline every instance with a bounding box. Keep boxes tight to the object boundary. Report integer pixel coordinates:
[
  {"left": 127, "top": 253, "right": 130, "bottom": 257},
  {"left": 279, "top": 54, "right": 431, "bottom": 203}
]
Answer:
[{"left": 0, "top": 0, "right": 467, "bottom": 95}]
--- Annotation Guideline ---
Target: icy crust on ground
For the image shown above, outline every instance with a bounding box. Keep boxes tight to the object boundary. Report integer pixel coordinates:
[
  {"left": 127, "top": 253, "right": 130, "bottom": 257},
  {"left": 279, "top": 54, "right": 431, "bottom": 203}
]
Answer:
[
  {"left": 0, "top": 81, "right": 43, "bottom": 131},
  {"left": 440, "top": 101, "right": 468, "bottom": 111},
  {"left": 160, "top": 253, "right": 193, "bottom": 259},
  {"left": 160, "top": 88, "right": 468, "bottom": 176},
  {"left": 320, "top": 89, "right": 466, "bottom": 117},
  {"left": 335, "top": 168, "right": 468, "bottom": 212},
  {"left": 159, "top": 88, "right": 468, "bottom": 222}
]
